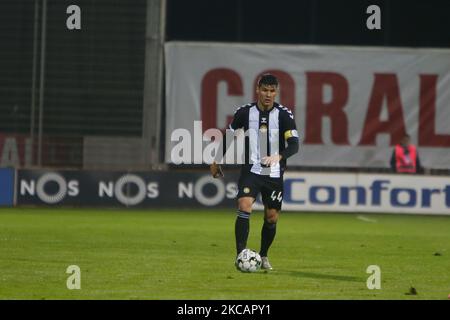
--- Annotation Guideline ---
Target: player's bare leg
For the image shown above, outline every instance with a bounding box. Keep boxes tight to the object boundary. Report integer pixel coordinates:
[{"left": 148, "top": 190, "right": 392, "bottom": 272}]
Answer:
[
  {"left": 260, "top": 207, "right": 279, "bottom": 270},
  {"left": 235, "top": 197, "right": 254, "bottom": 255},
  {"left": 238, "top": 197, "right": 254, "bottom": 213}
]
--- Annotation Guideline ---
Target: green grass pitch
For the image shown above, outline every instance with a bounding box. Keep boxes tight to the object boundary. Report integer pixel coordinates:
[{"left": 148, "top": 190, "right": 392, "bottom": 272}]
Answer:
[{"left": 0, "top": 207, "right": 449, "bottom": 300}]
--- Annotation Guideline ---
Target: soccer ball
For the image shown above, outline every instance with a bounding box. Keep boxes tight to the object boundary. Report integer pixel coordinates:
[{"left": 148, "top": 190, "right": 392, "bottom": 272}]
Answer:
[{"left": 235, "top": 249, "right": 262, "bottom": 273}]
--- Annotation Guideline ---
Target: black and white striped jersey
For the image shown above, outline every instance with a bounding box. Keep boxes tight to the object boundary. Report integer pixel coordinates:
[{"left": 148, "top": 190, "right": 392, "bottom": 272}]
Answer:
[{"left": 227, "top": 102, "right": 298, "bottom": 178}]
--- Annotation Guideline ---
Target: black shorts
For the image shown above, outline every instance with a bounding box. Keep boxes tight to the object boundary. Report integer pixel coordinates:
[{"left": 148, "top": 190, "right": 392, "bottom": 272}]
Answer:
[{"left": 237, "top": 171, "right": 284, "bottom": 210}]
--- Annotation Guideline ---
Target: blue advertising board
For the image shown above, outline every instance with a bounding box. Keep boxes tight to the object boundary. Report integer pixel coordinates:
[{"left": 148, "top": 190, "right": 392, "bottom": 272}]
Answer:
[{"left": 0, "top": 168, "right": 14, "bottom": 206}]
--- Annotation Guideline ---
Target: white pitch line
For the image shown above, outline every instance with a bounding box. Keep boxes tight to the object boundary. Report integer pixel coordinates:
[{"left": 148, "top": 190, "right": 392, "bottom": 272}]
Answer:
[{"left": 356, "top": 215, "right": 377, "bottom": 223}]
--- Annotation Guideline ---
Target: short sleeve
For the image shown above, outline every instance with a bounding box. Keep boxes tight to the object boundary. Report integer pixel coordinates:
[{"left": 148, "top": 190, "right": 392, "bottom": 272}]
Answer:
[
  {"left": 229, "top": 106, "right": 245, "bottom": 131},
  {"left": 281, "top": 108, "right": 298, "bottom": 140}
]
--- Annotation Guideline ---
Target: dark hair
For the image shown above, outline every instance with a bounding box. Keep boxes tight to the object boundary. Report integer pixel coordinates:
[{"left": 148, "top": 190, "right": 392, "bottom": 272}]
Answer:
[{"left": 257, "top": 74, "right": 278, "bottom": 87}]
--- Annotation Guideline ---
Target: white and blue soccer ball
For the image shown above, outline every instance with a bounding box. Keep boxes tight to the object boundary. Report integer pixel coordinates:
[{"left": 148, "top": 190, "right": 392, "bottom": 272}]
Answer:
[{"left": 235, "top": 249, "right": 262, "bottom": 273}]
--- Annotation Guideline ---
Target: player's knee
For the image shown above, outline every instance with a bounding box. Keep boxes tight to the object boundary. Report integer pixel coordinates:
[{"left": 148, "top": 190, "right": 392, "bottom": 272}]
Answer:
[
  {"left": 266, "top": 216, "right": 278, "bottom": 224},
  {"left": 265, "top": 210, "right": 279, "bottom": 224}
]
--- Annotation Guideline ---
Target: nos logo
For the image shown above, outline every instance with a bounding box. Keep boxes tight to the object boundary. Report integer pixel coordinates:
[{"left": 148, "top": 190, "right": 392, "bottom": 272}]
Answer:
[
  {"left": 20, "top": 173, "right": 79, "bottom": 204},
  {"left": 20, "top": 173, "right": 158, "bottom": 206},
  {"left": 98, "top": 174, "right": 158, "bottom": 206}
]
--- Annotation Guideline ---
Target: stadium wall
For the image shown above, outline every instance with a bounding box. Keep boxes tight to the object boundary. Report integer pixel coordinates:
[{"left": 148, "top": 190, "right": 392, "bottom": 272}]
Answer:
[{"left": 9, "top": 169, "right": 450, "bottom": 215}]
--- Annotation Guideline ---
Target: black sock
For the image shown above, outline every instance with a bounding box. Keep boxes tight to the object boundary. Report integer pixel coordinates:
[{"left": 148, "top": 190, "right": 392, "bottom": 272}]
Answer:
[
  {"left": 260, "top": 220, "right": 277, "bottom": 257},
  {"left": 235, "top": 210, "right": 250, "bottom": 255}
]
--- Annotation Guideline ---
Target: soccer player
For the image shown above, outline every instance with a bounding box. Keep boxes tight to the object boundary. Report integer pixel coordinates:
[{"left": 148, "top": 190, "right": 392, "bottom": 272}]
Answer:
[{"left": 210, "top": 74, "right": 299, "bottom": 270}]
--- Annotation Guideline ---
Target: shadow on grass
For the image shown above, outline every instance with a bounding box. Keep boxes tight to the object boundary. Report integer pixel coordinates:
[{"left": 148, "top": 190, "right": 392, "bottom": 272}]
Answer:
[{"left": 274, "top": 270, "right": 363, "bottom": 282}]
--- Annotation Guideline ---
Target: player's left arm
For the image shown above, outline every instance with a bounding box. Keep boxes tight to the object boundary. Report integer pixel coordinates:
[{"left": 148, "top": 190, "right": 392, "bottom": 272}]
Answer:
[
  {"left": 280, "top": 135, "right": 299, "bottom": 160},
  {"left": 281, "top": 108, "right": 299, "bottom": 159},
  {"left": 262, "top": 109, "right": 299, "bottom": 166}
]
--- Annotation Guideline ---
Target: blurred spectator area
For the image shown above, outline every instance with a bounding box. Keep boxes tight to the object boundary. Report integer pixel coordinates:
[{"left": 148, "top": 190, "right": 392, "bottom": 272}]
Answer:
[{"left": 1, "top": 0, "right": 450, "bottom": 170}]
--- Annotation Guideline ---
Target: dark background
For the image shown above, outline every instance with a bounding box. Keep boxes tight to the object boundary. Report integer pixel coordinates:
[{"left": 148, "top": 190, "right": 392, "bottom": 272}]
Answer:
[
  {"left": 167, "top": 0, "right": 450, "bottom": 47},
  {"left": 2, "top": 0, "right": 449, "bottom": 135},
  {"left": 1, "top": 0, "right": 449, "bottom": 168}
]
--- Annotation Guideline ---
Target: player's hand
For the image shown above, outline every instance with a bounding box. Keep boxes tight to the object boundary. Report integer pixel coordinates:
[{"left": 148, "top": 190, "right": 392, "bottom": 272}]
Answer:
[
  {"left": 262, "top": 154, "right": 282, "bottom": 167},
  {"left": 210, "top": 161, "right": 224, "bottom": 178}
]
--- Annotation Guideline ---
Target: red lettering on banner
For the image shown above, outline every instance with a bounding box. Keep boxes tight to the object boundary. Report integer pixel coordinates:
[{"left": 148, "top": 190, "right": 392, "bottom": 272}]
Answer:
[
  {"left": 201, "top": 68, "right": 243, "bottom": 131},
  {"left": 253, "top": 70, "right": 296, "bottom": 113},
  {"left": 359, "top": 74, "right": 407, "bottom": 146},
  {"left": 419, "top": 74, "right": 450, "bottom": 147},
  {"left": 304, "top": 72, "right": 350, "bottom": 145},
  {"left": 0, "top": 134, "right": 31, "bottom": 167}
]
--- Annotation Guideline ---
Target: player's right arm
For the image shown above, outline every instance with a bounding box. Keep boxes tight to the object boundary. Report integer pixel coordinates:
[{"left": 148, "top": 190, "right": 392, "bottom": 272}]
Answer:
[
  {"left": 210, "top": 161, "right": 224, "bottom": 178},
  {"left": 210, "top": 106, "right": 245, "bottom": 178}
]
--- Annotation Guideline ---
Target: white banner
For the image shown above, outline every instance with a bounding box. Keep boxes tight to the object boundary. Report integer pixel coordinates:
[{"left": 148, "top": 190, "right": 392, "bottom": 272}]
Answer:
[
  {"left": 165, "top": 42, "right": 450, "bottom": 168},
  {"left": 254, "top": 172, "right": 450, "bottom": 215}
]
